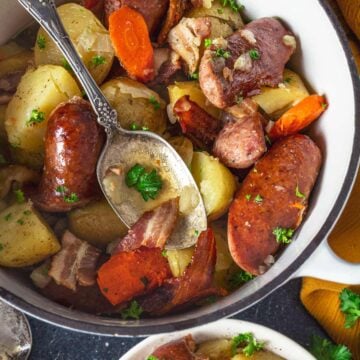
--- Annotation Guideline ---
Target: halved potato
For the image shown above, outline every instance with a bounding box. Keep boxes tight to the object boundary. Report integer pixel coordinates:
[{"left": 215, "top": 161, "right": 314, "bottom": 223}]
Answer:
[
  {"left": 35, "top": 3, "right": 114, "bottom": 85},
  {"left": 101, "top": 77, "right": 167, "bottom": 134},
  {"left": 191, "top": 152, "right": 236, "bottom": 220},
  {"left": 196, "top": 339, "right": 232, "bottom": 359},
  {"left": 0, "top": 202, "right": 60, "bottom": 267},
  {"left": 166, "top": 247, "right": 194, "bottom": 277},
  {"left": 5, "top": 65, "right": 81, "bottom": 168},
  {"left": 252, "top": 69, "right": 309, "bottom": 118}
]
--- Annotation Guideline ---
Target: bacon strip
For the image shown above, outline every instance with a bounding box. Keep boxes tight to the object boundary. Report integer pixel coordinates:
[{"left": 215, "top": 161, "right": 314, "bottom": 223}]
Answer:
[
  {"left": 174, "top": 96, "right": 221, "bottom": 151},
  {"left": 139, "top": 228, "right": 218, "bottom": 315},
  {"left": 110, "top": 198, "right": 179, "bottom": 254},
  {"left": 48, "top": 231, "right": 101, "bottom": 291}
]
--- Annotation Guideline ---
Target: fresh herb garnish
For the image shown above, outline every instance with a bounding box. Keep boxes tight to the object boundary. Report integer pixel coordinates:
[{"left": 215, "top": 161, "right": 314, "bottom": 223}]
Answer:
[
  {"left": 339, "top": 288, "right": 360, "bottom": 328},
  {"left": 4, "top": 213, "right": 12, "bottom": 221},
  {"left": 221, "top": 0, "right": 244, "bottom": 12},
  {"left": 37, "top": 35, "right": 46, "bottom": 49},
  {"left": 194, "top": 229, "right": 199, "bottom": 236},
  {"left": 322, "top": 103, "right": 328, "bottom": 109},
  {"left": 228, "top": 270, "right": 254, "bottom": 289},
  {"left": 245, "top": 194, "right": 251, "bottom": 201},
  {"left": 120, "top": 300, "right": 143, "bottom": 320},
  {"left": 23, "top": 210, "right": 32, "bottom": 216},
  {"left": 249, "top": 49, "right": 260, "bottom": 60},
  {"left": 17, "top": 218, "right": 25, "bottom": 225},
  {"left": 254, "top": 194, "right": 263, "bottom": 204},
  {"left": 215, "top": 48, "right": 231, "bottom": 59},
  {"left": 189, "top": 72, "right": 199, "bottom": 80},
  {"left": 147, "top": 356, "right": 159, "bottom": 360},
  {"left": 217, "top": 8, "right": 224, "bottom": 14},
  {"left": 56, "top": 185, "right": 68, "bottom": 194},
  {"left": 273, "top": 227, "right": 294, "bottom": 244},
  {"left": 231, "top": 332, "right": 264, "bottom": 356},
  {"left": 14, "top": 189, "right": 25, "bottom": 204},
  {"left": 149, "top": 96, "right": 161, "bottom": 111},
  {"left": 125, "top": 164, "right": 162, "bottom": 201},
  {"left": 61, "top": 58, "right": 72, "bottom": 72},
  {"left": 295, "top": 185, "right": 306, "bottom": 199},
  {"left": 310, "top": 335, "right": 352, "bottom": 360},
  {"left": 130, "top": 123, "right": 149, "bottom": 131},
  {"left": 56, "top": 185, "right": 78, "bottom": 203},
  {"left": 90, "top": 55, "right": 106, "bottom": 67},
  {"left": 26, "top": 109, "right": 45, "bottom": 127},
  {"left": 204, "top": 38, "right": 212, "bottom": 48},
  {"left": 161, "top": 249, "right": 168, "bottom": 258},
  {"left": 0, "top": 154, "right": 7, "bottom": 165},
  {"left": 284, "top": 77, "right": 292, "bottom": 84}
]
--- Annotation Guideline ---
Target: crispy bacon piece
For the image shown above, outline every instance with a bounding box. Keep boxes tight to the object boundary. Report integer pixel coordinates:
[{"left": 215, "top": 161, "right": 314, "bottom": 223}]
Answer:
[
  {"left": 139, "top": 228, "right": 218, "bottom": 315},
  {"left": 174, "top": 96, "right": 221, "bottom": 151},
  {"left": 110, "top": 198, "right": 179, "bottom": 254},
  {"left": 97, "top": 247, "right": 172, "bottom": 306},
  {"left": 48, "top": 231, "right": 101, "bottom": 291},
  {"left": 151, "top": 335, "right": 206, "bottom": 360}
]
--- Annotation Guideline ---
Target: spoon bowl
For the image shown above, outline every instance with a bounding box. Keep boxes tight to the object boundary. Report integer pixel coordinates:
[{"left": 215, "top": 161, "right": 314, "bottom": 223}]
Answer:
[{"left": 17, "top": 0, "right": 207, "bottom": 249}]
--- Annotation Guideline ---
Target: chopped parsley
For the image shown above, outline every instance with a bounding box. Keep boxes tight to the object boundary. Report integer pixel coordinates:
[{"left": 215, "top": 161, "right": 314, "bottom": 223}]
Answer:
[
  {"left": 228, "top": 270, "right": 254, "bottom": 289},
  {"left": 254, "top": 194, "right": 263, "bottom": 204},
  {"left": 61, "top": 58, "right": 72, "bottom": 72},
  {"left": 245, "top": 194, "right": 251, "bottom": 201},
  {"left": 0, "top": 154, "right": 7, "bottom": 165},
  {"left": 204, "top": 38, "right": 213, "bottom": 48},
  {"left": 339, "top": 288, "right": 360, "bottom": 328},
  {"left": 56, "top": 185, "right": 79, "bottom": 203},
  {"left": 273, "top": 227, "right": 294, "bottom": 244},
  {"left": 56, "top": 185, "right": 68, "bottom": 194},
  {"left": 4, "top": 213, "right": 12, "bottom": 221},
  {"left": 284, "top": 77, "right": 292, "bottom": 84},
  {"left": 189, "top": 72, "right": 199, "bottom": 80},
  {"left": 149, "top": 96, "right": 161, "bottom": 111},
  {"left": 90, "top": 55, "right": 106, "bottom": 67},
  {"left": 120, "top": 300, "right": 143, "bottom": 320},
  {"left": 161, "top": 249, "right": 168, "bottom": 258},
  {"left": 130, "top": 123, "right": 149, "bottom": 131},
  {"left": 249, "top": 49, "right": 260, "bottom": 60},
  {"left": 217, "top": 8, "right": 224, "bottom": 14},
  {"left": 37, "top": 35, "right": 46, "bottom": 49},
  {"left": 221, "top": 0, "right": 244, "bottom": 12},
  {"left": 0, "top": 244, "right": 3, "bottom": 251},
  {"left": 322, "top": 103, "right": 328, "bottom": 109},
  {"left": 14, "top": 189, "right": 25, "bottom": 204},
  {"left": 125, "top": 164, "right": 162, "bottom": 201},
  {"left": 194, "top": 229, "right": 199, "bottom": 236},
  {"left": 26, "top": 109, "right": 45, "bottom": 127},
  {"left": 147, "top": 356, "right": 159, "bottom": 360},
  {"left": 17, "top": 218, "right": 25, "bottom": 225},
  {"left": 215, "top": 48, "right": 231, "bottom": 59},
  {"left": 231, "top": 332, "right": 264, "bottom": 356},
  {"left": 310, "top": 335, "right": 352, "bottom": 360},
  {"left": 295, "top": 185, "right": 306, "bottom": 199},
  {"left": 23, "top": 210, "right": 32, "bottom": 216}
]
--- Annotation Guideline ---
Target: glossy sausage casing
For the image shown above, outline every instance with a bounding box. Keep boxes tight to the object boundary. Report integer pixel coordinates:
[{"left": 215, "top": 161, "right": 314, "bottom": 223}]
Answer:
[
  {"left": 34, "top": 97, "right": 104, "bottom": 212},
  {"left": 228, "top": 134, "right": 322, "bottom": 275}
]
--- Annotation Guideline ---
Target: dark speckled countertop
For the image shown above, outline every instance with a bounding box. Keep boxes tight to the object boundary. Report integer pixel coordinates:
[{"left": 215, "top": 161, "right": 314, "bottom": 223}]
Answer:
[{"left": 27, "top": 279, "right": 329, "bottom": 360}]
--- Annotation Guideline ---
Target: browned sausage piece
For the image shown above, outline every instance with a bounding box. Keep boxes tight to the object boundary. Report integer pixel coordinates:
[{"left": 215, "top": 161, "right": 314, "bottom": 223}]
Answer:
[
  {"left": 33, "top": 97, "right": 104, "bottom": 212},
  {"left": 228, "top": 135, "right": 322, "bottom": 275},
  {"left": 199, "top": 18, "right": 296, "bottom": 108},
  {"left": 213, "top": 99, "right": 267, "bottom": 169}
]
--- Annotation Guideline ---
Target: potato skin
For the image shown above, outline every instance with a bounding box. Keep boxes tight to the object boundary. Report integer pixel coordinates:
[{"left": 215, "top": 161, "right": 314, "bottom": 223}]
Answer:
[
  {"left": 191, "top": 151, "right": 236, "bottom": 221},
  {"left": 68, "top": 199, "right": 128, "bottom": 248},
  {"left": 101, "top": 77, "right": 167, "bottom": 133},
  {"left": 0, "top": 202, "right": 60, "bottom": 267},
  {"left": 5, "top": 65, "right": 81, "bottom": 168},
  {"left": 35, "top": 3, "right": 114, "bottom": 85}
]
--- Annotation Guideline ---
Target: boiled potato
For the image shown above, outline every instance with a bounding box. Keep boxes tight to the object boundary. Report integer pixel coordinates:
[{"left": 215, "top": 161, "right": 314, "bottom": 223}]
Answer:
[
  {"left": 187, "top": 0, "right": 244, "bottom": 29},
  {"left": 168, "top": 136, "right": 194, "bottom": 167},
  {"left": 252, "top": 69, "right": 309, "bottom": 118},
  {"left": 231, "top": 351, "right": 283, "bottom": 360},
  {"left": 101, "top": 77, "right": 167, "bottom": 134},
  {"left": 168, "top": 81, "right": 221, "bottom": 119},
  {"left": 68, "top": 199, "right": 128, "bottom": 248},
  {"left": 208, "top": 17, "right": 234, "bottom": 39},
  {"left": 0, "top": 202, "right": 60, "bottom": 267},
  {"left": 35, "top": 3, "right": 114, "bottom": 85},
  {"left": 166, "top": 247, "right": 194, "bottom": 277},
  {"left": 196, "top": 339, "right": 232, "bottom": 359},
  {"left": 5, "top": 65, "right": 81, "bottom": 168},
  {"left": 191, "top": 152, "right": 236, "bottom": 220}
]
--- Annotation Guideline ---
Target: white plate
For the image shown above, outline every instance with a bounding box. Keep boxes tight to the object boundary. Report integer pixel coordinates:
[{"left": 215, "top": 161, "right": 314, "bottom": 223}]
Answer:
[{"left": 120, "top": 319, "right": 315, "bottom": 360}]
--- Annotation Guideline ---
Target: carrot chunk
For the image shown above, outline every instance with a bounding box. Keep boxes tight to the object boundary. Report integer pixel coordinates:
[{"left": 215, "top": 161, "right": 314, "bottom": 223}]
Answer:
[
  {"left": 97, "top": 247, "right": 171, "bottom": 306},
  {"left": 269, "top": 95, "right": 327, "bottom": 140},
  {"left": 109, "top": 6, "right": 154, "bottom": 82}
]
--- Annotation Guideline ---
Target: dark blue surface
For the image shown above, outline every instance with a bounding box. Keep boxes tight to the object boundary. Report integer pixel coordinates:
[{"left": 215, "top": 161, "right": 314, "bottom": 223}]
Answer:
[{"left": 27, "top": 279, "right": 328, "bottom": 359}]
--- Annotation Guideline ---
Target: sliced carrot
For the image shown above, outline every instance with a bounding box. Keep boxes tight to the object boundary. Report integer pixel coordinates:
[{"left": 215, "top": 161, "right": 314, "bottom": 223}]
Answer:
[
  {"left": 269, "top": 95, "right": 327, "bottom": 140},
  {"left": 97, "top": 247, "right": 171, "bottom": 306},
  {"left": 109, "top": 6, "right": 154, "bottom": 82}
]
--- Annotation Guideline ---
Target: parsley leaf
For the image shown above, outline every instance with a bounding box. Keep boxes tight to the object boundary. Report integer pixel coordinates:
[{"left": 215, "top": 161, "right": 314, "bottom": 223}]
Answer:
[
  {"left": 161, "top": 249, "right": 168, "bottom": 258},
  {"left": 130, "top": 123, "right": 149, "bottom": 131},
  {"left": 17, "top": 218, "right": 25, "bottom": 225},
  {"left": 61, "top": 58, "right": 72, "bottom": 72},
  {"left": 26, "top": 109, "right": 45, "bottom": 127},
  {"left": 91, "top": 55, "right": 106, "bottom": 67},
  {"left": 14, "top": 189, "right": 25, "bottom": 204},
  {"left": 56, "top": 185, "right": 78, "bottom": 203},
  {"left": 254, "top": 194, "right": 263, "bottom": 204},
  {"left": 37, "top": 35, "right": 46, "bottom": 49},
  {"left": 228, "top": 270, "right": 254, "bottom": 289},
  {"left": 147, "top": 356, "right": 159, "bottom": 360},
  {"left": 149, "top": 96, "right": 161, "bottom": 111},
  {"left": 339, "top": 288, "right": 360, "bottom": 328},
  {"left": 120, "top": 300, "right": 143, "bottom": 320},
  {"left": 215, "top": 48, "right": 231, "bottom": 59},
  {"left": 217, "top": 8, "right": 224, "bottom": 14},
  {"left": 231, "top": 332, "right": 264, "bottom": 356},
  {"left": 295, "top": 185, "right": 306, "bottom": 199},
  {"left": 4, "top": 213, "right": 12, "bottom": 221},
  {"left": 204, "top": 38, "right": 212, "bottom": 48},
  {"left": 125, "top": 164, "right": 162, "bottom": 201},
  {"left": 284, "top": 77, "right": 292, "bottom": 84},
  {"left": 56, "top": 185, "right": 68, "bottom": 194},
  {"left": 245, "top": 194, "right": 251, "bottom": 201},
  {"left": 189, "top": 72, "right": 199, "bottom": 80},
  {"left": 249, "top": 49, "right": 260, "bottom": 60},
  {"left": 273, "top": 227, "right": 294, "bottom": 244},
  {"left": 310, "top": 335, "right": 352, "bottom": 360},
  {"left": 221, "top": 0, "right": 244, "bottom": 12}
]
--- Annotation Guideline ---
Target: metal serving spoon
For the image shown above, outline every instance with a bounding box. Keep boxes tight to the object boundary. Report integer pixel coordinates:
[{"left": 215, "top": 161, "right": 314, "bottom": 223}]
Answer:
[{"left": 17, "top": 0, "right": 207, "bottom": 249}]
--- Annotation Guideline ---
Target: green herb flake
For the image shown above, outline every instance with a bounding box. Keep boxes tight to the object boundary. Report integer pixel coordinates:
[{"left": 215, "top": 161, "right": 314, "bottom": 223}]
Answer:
[
  {"left": 149, "top": 96, "right": 161, "bottom": 111},
  {"left": 147, "top": 356, "right": 159, "bottom": 360},
  {"left": 194, "top": 229, "right": 199, "bottom": 236},
  {"left": 231, "top": 332, "right": 264, "bottom": 356},
  {"left": 215, "top": 48, "right": 231, "bottom": 59},
  {"left": 125, "top": 164, "right": 162, "bottom": 201},
  {"left": 217, "top": 8, "right": 224, "bottom": 14},
  {"left": 90, "top": 55, "right": 106, "bottom": 67},
  {"left": 254, "top": 194, "right": 263, "bottom": 204},
  {"left": 339, "top": 288, "right": 360, "bottom": 328},
  {"left": 204, "top": 38, "right": 213, "bottom": 48},
  {"left": 284, "top": 77, "right": 292, "bottom": 84},
  {"left": 272, "top": 227, "right": 294, "bottom": 244},
  {"left": 245, "top": 194, "right": 251, "bottom": 201},
  {"left": 130, "top": 123, "right": 149, "bottom": 131},
  {"left": 64, "top": 193, "right": 79, "bottom": 203},
  {"left": 0, "top": 154, "right": 7, "bottom": 165},
  {"left": 203, "top": 295, "right": 217, "bottom": 304},
  {"left": 26, "top": 109, "right": 45, "bottom": 127},
  {"left": 310, "top": 335, "right": 352, "bottom": 360},
  {"left": 189, "top": 72, "right": 199, "bottom": 80},
  {"left": 14, "top": 189, "right": 25, "bottom": 204},
  {"left": 37, "top": 35, "right": 46, "bottom": 49},
  {"left": 249, "top": 49, "right": 260, "bottom": 60},
  {"left": 161, "top": 249, "right": 168, "bottom": 258},
  {"left": 61, "top": 58, "right": 72, "bottom": 72},
  {"left": 17, "top": 218, "right": 25, "bottom": 225},
  {"left": 221, "top": 0, "right": 244, "bottom": 12},
  {"left": 228, "top": 270, "right": 254, "bottom": 289},
  {"left": 23, "top": 210, "right": 32, "bottom": 216},
  {"left": 295, "top": 185, "right": 306, "bottom": 199},
  {"left": 56, "top": 185, "right": 68, "bottom": 194},
  {"left": 120, "top": 300, "right": 143, "bottom": 320},
  {"left": 322, "top": 102, "right": 328, "bottom": 109},
  {"left": 4, "top": 213, "right": 12, "bottom": 221}
]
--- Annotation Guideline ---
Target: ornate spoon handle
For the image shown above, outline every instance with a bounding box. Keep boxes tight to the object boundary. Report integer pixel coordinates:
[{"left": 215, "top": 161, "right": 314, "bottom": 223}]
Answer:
[{"left": 17, "top": 0, "right": 118, "bottom": 131}]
